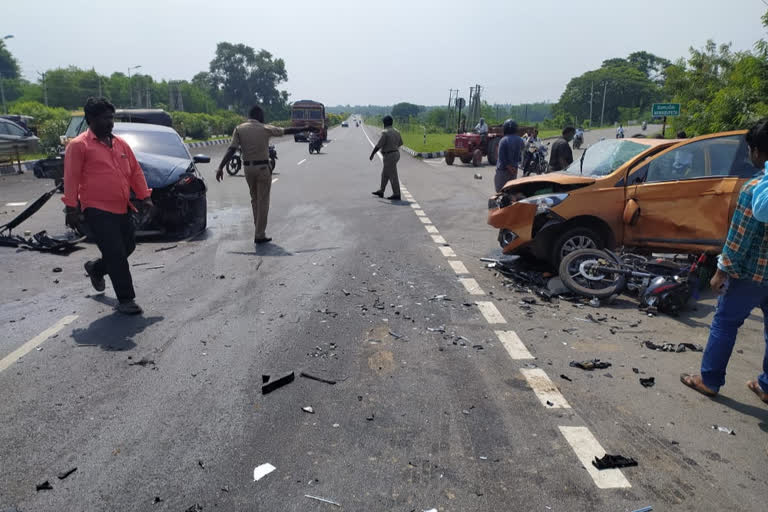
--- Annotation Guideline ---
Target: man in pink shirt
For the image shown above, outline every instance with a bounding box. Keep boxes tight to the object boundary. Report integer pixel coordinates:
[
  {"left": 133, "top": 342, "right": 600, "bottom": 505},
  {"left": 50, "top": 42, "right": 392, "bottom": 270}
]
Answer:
[{"left": 63, "top": 97, "right": 152, "bottom": 315}]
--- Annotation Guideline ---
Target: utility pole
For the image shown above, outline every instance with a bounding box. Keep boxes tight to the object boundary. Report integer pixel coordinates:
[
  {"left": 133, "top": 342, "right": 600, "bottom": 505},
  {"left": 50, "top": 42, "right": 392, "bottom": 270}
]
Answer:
[
  {"left": 127, "top": 65, "right": 142, "bottom": 108},
  {"left": 599, "top": 81, "right": 608, "bottom": 128},
  {"left": 40, "top": 72, "right": 48, "bottom": 106},
  {"left": 146, "top": 85, "right": 151, "bottom": 108},
  {"left": 169, "top": 82, "right": 175, "bottom": 110},
  {"left": 0, "top": 71, "right": 6, "bottom": 114},
  {"left": 176, "top": 86, "right": 184, "bottom": 112},
  {"left": 589, "top": 81, "right": 594, "bottom": 128}
]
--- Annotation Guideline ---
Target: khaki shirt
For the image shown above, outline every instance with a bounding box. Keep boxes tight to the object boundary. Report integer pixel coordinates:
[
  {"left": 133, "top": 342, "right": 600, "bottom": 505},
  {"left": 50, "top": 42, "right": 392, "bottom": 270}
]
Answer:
[
  {"left": 377, "top": 127, "right": 403, "bottom": 153},
  {"left": 229, "top": 119, "right": 285, "bottom": 161}
]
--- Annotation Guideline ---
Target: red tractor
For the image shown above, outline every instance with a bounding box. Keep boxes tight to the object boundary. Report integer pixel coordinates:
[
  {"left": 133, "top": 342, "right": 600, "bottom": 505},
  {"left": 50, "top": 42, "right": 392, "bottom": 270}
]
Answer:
[{"left": 444, "top": 125, "right": 536, "bottom": 167}]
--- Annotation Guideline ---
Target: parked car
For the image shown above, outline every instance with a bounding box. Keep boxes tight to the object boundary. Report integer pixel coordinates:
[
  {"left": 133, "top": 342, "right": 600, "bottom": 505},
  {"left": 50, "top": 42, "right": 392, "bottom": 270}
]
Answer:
[
  {"left": 341, "top": 121, "right": 349, "bottom": 127},
  {"left": 0, "top": 117, "right": 40, "bottom": 156},
  {"left": 487, "top": 131, "right": 759, "bottom": 266}
]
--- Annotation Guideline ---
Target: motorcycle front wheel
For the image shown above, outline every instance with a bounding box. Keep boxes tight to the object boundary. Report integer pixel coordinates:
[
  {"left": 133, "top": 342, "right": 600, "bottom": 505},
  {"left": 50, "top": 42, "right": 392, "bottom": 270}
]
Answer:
[
  {"left": 559, "top": 248, "right": 626, "bottom": 299},
  {"left": 226, "top": 155, "right": 242, "bottom": 175}
]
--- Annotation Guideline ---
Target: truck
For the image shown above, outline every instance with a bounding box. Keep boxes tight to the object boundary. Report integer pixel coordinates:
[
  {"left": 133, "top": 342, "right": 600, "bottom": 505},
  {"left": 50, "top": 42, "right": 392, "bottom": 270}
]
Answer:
[{"left": 291, "top": 100, "right": 327, "bottom": 142}]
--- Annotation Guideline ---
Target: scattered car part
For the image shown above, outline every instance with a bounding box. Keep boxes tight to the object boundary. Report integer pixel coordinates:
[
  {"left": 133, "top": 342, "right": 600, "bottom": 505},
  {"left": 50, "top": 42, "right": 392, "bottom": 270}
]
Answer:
[
  {"left": 592, "top": 454, "right": 638, "bottom": 470},
  {"left": 261, "top": 371, "right": 295, "bottom": 394}
]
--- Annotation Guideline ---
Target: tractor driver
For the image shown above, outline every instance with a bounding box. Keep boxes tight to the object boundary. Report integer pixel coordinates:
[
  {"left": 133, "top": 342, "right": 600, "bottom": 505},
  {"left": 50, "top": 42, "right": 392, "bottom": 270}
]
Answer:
[{"left": 475, "top": 117, "right": 489, "bottom": 147}]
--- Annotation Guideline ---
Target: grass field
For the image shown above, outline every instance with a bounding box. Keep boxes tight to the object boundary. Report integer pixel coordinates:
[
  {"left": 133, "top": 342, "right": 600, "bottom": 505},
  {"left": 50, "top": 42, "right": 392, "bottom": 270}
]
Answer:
[{"left": 400, "top": 131, "right": 455, "bottom": 153}]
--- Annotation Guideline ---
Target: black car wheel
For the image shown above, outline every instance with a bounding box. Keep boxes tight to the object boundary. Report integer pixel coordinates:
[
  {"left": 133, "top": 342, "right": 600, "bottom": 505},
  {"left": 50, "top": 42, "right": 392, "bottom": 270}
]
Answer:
[{"left": 550, "top": 227, "right": 603, "bottom": 266}]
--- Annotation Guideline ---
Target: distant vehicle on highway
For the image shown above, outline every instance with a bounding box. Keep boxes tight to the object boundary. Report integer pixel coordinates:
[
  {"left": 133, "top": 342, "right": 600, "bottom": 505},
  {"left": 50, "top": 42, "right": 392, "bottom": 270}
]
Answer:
[
  {"left": 488, "top": 131, "right": 759, "bottom": 266},
  {"left": 341, "top": 121, "right": 349, "bottom": 127},
  {"left": 291, "top": 100, "right": 327, "bottom": 142},
  {"left": 0, "top": 117, "right": 40, "bottom": 157}
]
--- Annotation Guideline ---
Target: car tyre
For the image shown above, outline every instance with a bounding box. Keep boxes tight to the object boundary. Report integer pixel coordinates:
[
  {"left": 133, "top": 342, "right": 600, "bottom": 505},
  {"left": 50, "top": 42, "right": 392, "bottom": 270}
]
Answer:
[{"left": 550, "top": 226, "right": 603, "bottom": 266}]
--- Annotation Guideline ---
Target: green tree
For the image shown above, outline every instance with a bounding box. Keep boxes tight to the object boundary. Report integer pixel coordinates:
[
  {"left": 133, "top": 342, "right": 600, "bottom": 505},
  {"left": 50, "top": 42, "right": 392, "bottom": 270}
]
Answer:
[
  {"left": 0, "top": 39, "right": 20, "bottom": 79},
  {"left": 391, "top": 102, "right": 421, "bottom": 122}
]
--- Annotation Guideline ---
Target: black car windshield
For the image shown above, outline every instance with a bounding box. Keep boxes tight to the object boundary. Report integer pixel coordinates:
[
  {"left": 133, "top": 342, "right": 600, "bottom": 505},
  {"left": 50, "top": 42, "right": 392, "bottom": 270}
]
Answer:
[
  {"left": 563, "top": 139, "right": 650, "bottom": 177},
  {"left": 113, "top": 127, "right": 190, "bottom": 160}
]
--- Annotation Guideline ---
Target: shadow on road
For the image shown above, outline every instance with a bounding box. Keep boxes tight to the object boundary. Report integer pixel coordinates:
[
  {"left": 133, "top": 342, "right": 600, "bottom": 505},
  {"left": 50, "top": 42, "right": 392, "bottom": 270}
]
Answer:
[
  {"left": 712, "top": 394, "right": 768, "bottom": 432},
  {"left": 71, "top": 313, "right": 164, "bottom": 351},
  {"left": 228, "top": 243, "right": 293, "bottom": 257}
]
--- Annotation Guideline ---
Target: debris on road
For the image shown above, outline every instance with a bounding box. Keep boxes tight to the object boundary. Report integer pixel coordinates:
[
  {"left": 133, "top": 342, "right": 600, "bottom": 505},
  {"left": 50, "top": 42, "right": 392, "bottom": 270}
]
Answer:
[
  {"left": 429, "top": 294, "right": 451, "bottom": 301},
  {"left": 36, "top": 480, "right": 53, "bottom": 491},
  {"left": 253, "top": 463, "right": 276, "bottom": 481},
  {"left": 712, "top": 425, "right": 736, "bottom": 436},
  {"left": 128, "top": 357, "right": 156, "bottom": 367},
  {"left": 153, "top": 496, "right": 163, "bottom": 503},
  {"left": 154, "top": 244, "right": 177, "bottom": 252},
  {"left": 56, "top": 467, "right": 77, "bottom": 480},
  {"left": 366, "top": 413, "right": 375, "bottom": 421},
  {"left": 185, "top": 505, "right": 203, "bottom": 512},
  {"left": 592, "top": 453, "right": 638, "bottom": 470},
  {"left": 389, "top": 330, "right": 405, "bottom": 340},
  {"left": 261, "top": 371, "right": 295, "bottom": 394},
  {"left": 52, "top": 267, "right": 62, "bottom": 273},
  {"left": 560, "top": 374, "right": 572, "bottom": 382},
  {"left": 342, "top": 289, "right": 350, "bottom": 296},
  {"left": 569, "top": 359, "right": 612, "bottom": 371},
  {"left": 145, "top": 265, "right": 165, "bottom": 270},
  {"left": 639, "top": 377, "right": 656, "bottom": 388},
  {"left": 427, "top": 326, "right": 446, "bottom": 333},
  {"left": 644, "top": 341, "right": 703, "bottom": 353},
  {"left": 631, "top": 506, "right": 653, "bottom": 512},
  {"left": 474, "top": 173, "right": 483, "bottom": 180},
  {"left": 300, "top": 371, "right": 337, "bottom": 385},
  {"left": 305, "top": 494, "right": 341, "bottom": 507},
  {"left": 302, "top": 406, "right": 315, "bottom": 414}
]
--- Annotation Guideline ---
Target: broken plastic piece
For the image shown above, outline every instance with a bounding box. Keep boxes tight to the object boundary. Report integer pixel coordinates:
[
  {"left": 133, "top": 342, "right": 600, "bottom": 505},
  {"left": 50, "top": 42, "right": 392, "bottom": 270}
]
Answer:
[
  {"left": 560, "top": 374, "right": 572, "bottom": 382},
  {"left": 389, "top": 330, "right": 405, "bottom": 340},
  {"left": 302, "top": 406, "right": 315, "bottom": 414},
  {"left": 592, "top": 453, "right": 638, "bottom": 470},
  {"left": 300, "top": 371, "right": 336, "bottom": 385},
  {"left": 305, "top": 495, "right": 341, "bottom": 507},
  {"left": 631, "top": 507, "right": 653, "bottom": 512},
  {"left": 261, "top": 371, "right": 295, "bottom": 394},
  {"left": 639, "top": 377, "right": 655, "bottom": 388},
  {"left": 569, "top": 359, "right": 612, "bottom": 371},
  {"left": 57, "top": 467, "right": 77, "bottom": 480},
  {"left": 253, "top": 463, "right": 276, "bottom": 481},
  {"left": 36, "top": 480, "right": 53, "bottom": 491}
]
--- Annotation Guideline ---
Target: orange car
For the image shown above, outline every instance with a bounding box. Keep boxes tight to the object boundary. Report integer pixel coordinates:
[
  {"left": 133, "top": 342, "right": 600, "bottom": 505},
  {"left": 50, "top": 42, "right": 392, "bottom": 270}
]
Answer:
[{"left": 487, "top": 131, "right": 760, "bottom": 265}]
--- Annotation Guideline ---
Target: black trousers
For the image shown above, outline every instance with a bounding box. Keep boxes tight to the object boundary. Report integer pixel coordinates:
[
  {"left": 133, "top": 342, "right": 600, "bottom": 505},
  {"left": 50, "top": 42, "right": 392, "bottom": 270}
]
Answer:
[{"left": 84, "top": 208, "right": 136, "bottom": 302}]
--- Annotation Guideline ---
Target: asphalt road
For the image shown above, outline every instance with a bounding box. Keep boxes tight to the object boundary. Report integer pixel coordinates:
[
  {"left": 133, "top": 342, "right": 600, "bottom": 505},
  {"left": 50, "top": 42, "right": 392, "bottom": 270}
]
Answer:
[{"left": 0, "top": 121, "right": 766, "bottom": 511}]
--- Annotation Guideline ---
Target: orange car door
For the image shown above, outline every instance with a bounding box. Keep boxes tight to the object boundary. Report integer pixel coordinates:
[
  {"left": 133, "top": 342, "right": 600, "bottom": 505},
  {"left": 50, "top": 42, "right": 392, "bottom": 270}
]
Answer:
[{"left": 623, "top": 135, "right": 757, "bottom": 253}]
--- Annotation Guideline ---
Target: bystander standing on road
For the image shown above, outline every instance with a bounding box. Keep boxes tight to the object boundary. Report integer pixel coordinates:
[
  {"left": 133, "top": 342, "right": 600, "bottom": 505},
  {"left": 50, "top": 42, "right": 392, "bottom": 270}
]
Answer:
[
  {"left": 370, "top": 115, "right": 403, "bottom": 201},
  {"left": 494, "top": 119, "right": 524, "bottom": 192},
  {"left": 215, "top": 105, "right": 317, "bottom": 244},
  {"left": 549, "top": 127, "right": 575, "bottom": 173},
  {"left": 63, "top": 97, "right": 152, "bottom": 315},
  {"left": 681, "top": 119, "right": 768, "bottom": 405}
]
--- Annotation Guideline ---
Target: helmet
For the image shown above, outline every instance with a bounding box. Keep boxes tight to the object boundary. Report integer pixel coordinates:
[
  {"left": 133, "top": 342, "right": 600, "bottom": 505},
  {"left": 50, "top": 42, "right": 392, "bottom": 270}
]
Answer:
[
  {"left": 479, "top": 117, "right": 485, "bottom": 124},
  {"left": 503, "top": 119, "right": 518, "bottom": 135}
]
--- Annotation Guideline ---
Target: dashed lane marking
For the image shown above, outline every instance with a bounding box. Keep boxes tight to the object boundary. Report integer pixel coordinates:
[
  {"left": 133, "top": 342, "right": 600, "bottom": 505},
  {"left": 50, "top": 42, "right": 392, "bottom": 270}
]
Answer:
[
  {"left": 272, "top": 178, "right": 278, "bottom": 184},
  {"left": 476, "top": 301, "right": 506, "bottom": 324},
  {"left": 410, "top": 203, "right": 421, "bottom": 209},
  {"left": 414, "top": 209, "right": 427, "bottom": 217},
  {"left": 495, "top": 330, "right": 533, "bottom": 360},
  {"left": 438, "top": 246, "right": 456, "bottom": 258},
  {"left": 425, "top": 225, "right": 439, "bottom": 234},
  {"left": 520, "top": 368, "right": 571, "bottom": 409},
  {"left": 0, "top": 315, "right": 78, "bottom": 373},
  {"left": 297, "top": 159, "right": 307, "bottom": 165},
  {"left": 558, "top": 426, "right": 632, "bottom": 489},
  {"left": 431, "top": 235, "right": 447, "bottom": 245},
  {"left": 448, "top": 260, "right": 469, "bottom": 275},
  {"left": 5, "top": 202, "right": 27, "bottom": 207},
  {"left": 458, "top": 277, "right": 485, "bottom": 295},
  {"left": 418, "top": 216, "right": 432, "bottom": 224}
]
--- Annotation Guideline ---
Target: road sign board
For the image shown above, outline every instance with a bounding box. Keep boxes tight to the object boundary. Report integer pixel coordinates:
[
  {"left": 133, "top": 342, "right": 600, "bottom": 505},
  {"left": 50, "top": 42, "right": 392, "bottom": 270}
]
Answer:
[
  {"left": 652, "top": 103, "right": 681, "bottom": 117},
  {"left": 456, "top": 98, "right": 466, "bottom": 110}
]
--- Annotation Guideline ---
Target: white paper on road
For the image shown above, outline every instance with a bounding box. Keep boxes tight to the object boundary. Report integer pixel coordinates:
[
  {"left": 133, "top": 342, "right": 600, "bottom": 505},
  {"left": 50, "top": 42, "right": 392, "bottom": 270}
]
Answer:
[{"left": 253, "top": 463, "right": 276, "bottom": 481}]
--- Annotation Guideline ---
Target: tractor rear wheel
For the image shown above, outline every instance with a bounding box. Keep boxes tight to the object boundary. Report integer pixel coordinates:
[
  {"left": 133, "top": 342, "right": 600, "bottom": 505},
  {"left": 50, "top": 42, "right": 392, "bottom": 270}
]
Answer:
[
  {"left": 472, "top": 149, "right": 483, "bottom": 167},
  {"left": 445, "top": 152, "right": 455, "bottom": 165},
  {"left": 487, "top": 138, "right": 499, "bottom": 166}
]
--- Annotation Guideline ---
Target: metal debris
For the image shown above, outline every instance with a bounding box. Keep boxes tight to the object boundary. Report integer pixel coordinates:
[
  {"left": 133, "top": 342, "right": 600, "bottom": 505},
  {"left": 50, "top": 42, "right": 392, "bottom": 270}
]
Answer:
[
  {"left": 128, "top": 357, "right": 156, "bottom": 367},
  {"left": 57, "top": 467, "right": 77, "bottom": 480},
  {"left": 36, "top": 480, "right": 53, "bottom": 491},
  {"left": 569, "top": 359, "right": 612, "bottom": 371},
  {"left": 712, "top": 425, "right": 736, "bottom": 436},
  {"left": 154, "top": 244, "right": 177, "bottom": 252},
  {"left": 639, "top": 377, "right": 656, "bottom": 388},
  {"left": 302, "top": 406, "right": 315, "bottom": 414},
  {"left": 305, "top": 495, "right": 341, "bottom": 507},
  {"left": 644, "top": 341, "right": 703, "bottom": 353},
  {"left": 261, "top": 372, "right": 295, "bottom": 394},
  {"left": 300, "top": 371, "right": 336, "bottom": 385}
]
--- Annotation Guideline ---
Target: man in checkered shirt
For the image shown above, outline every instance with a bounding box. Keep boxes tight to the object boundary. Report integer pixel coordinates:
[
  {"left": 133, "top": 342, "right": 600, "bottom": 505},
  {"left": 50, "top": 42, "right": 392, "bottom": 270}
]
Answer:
[{"left": 681, "top": 119, "right": 768, "bottom": 405}]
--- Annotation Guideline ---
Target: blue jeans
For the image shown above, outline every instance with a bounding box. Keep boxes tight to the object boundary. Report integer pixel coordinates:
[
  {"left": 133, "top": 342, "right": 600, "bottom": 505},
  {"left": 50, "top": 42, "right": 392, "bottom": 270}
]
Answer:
[{"left": 701, "top": 278, "right": 768, "bottom": 393}]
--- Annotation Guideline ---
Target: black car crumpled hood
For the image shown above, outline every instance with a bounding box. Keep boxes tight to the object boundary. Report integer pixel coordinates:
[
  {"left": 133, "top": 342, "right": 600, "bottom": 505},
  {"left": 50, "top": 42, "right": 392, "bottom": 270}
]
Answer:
[{"left": 135, "top": 151, "right": 192, "bottom": 189}]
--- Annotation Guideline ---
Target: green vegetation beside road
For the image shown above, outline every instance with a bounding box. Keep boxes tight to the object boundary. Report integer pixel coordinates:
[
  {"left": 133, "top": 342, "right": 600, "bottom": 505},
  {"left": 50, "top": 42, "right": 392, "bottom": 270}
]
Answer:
[{"left": 400, "top": 130, "right": 455, "bottom": 153}]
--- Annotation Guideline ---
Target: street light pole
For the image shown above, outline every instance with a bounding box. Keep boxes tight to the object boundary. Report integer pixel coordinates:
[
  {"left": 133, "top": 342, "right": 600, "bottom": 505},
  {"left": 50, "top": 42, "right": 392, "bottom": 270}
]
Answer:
[
  {"left": 1, "top": 36, "right": 15, "bottom": 114},
  {"left": 127, "top": 65, "right": 142, "bottom": 107},
  {"left": 599, "top": 81, "right": 608, "bottom": 128}
]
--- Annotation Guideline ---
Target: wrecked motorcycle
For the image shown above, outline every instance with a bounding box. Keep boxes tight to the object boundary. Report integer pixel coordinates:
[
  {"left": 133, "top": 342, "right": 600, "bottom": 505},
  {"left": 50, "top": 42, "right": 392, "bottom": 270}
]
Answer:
[
  {"left": 558, "top": 248, "right": 707, "bottom": 314},
  {"left": 226, "top": 146, "right": 278, "bottom": 176}
]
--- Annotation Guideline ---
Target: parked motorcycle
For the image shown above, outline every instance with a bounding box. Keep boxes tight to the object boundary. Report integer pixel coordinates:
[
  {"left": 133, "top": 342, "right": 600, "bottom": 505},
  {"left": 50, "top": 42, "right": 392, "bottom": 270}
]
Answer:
[
  {"left": 226, "top": 145, "right": 278, "bottom": 175},
  {"left": 522, "top": 141, "right": 549, "bottom": 176},
  {"left": 573, "top": 132, "right": 584, "bottom": 150},
  {"left": 642, "top": 121, "right": 647, "bottom": 131},
  {"left": 308, "top": 133, "right": 323, "bottom": 154}
]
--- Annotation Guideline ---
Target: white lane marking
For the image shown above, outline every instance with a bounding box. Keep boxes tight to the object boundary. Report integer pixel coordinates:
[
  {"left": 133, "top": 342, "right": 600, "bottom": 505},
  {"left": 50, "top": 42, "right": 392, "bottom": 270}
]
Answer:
[
  {"left": 458, "top": 277, "right": 485, "bottom": 295},
  {"left": 431, "top": 235, "right": 447, "bottom": 244},
  {"left": 438, "top": 246, "right": 456, "bottom": 258},
  {"left": 495, "top": 330, "right": 533, "bottom": 359},
  {"left": 418, "top": 216, "right": 432, "bottom": 225},
  {"left": 0, "top": 315, "right": 78, "bottom": 373},
  {"left": 297, "top": 159, "right": 307, "bottom": 165},
  {"left": 448, "top": 260, "right": 469, "bottom": 275},
  {"left": 558, "top": 426, "right": 632, "bottom": 489},
  {"left": 410, "top": 203, "right": 421, "bottom": 209},
  {"left": 361, "top": 126, "right": 383, "bottom": 161},
  {"left": 476, "top": 301, "right": 506, "bottom": 324},
  {"left": 272, "top": 178, "right": 279, "bottom": 184},
  {"left": 414, "top": 209, "right": 427, "bottom": 217},
  {"left": 5, "top": 202, "right": 27, "bottom": 207},
  {"left": 425, "top": 225, "right": 439, "bottom": 234},
  {"left": 520, "top": 368, "right": 571, "bottom": 409}
]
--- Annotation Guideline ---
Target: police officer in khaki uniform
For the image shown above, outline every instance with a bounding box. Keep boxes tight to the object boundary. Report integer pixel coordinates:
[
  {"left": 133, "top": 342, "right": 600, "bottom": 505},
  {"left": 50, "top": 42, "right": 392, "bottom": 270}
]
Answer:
[
  {"left": 216, "top": 105, "right": 317, "bottom": 244},
  {"left": 370, "top": 115, "right": 403, "bottom": 201}
]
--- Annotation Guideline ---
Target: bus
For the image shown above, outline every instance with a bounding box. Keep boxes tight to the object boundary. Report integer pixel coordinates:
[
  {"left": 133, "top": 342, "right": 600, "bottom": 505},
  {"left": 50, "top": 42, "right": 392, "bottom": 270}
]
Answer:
[{"left": 291, "top": 100, "right": 327, "bottom": 142}]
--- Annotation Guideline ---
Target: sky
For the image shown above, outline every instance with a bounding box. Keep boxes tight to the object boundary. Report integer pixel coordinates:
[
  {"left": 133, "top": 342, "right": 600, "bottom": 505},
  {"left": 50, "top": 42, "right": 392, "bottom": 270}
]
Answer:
[{"left": 4, "top": 0, "right": 767, "bottom": 107}]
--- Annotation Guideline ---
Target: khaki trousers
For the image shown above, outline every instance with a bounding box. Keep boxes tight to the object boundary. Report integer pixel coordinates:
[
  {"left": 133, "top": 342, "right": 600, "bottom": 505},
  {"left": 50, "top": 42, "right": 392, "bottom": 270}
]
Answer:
[
  {"left": 244, "top": 165, "right": 272, "bottom": 239},
  {"left": 380, "top": 151, "right": 401, "bottom": 196}
]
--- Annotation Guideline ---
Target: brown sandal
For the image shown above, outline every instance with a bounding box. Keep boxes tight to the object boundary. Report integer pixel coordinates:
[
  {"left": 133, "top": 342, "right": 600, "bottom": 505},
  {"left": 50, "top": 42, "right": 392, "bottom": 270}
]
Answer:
[
  {"left": 680, "top": 373, "right": 717, "bottom": 397},
  {"left": 747, "top": 380, "right": 768, "bottom": 404}
]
